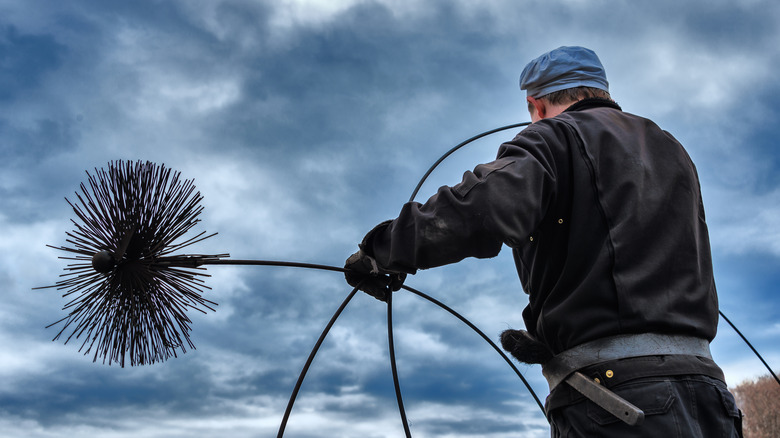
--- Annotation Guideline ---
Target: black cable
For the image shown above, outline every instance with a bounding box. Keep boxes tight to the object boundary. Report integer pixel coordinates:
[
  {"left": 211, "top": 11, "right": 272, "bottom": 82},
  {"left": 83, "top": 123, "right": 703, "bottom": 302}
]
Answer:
[
  {"left": 276, "top": 285, "right": 360, "bottom": 438},
  {"left": 204, "top": 259, "right": 345, "bottom": 273},
  {"left": 409, "top": 122, "right": 530, "bottom": 202},
  {"left": 215, "top": 122, "right": 547, "bottom": 436},
  {"left": 206, "top": 259, "right": 415, "bottom": 434},
  {"left": 211, "top": 123, "right": 543, "bottom": 435},
  {"left": 206, "top": 118, "right": 780, "bottom": 438},
  {"left": 401, "top": 120, "right": 548, "bottom": 416},
  {"left": 401, "top": 284, "right": 545, "bottom": 412},
  {"left": 49, "top": 122, "right": 778, "bottom": 438},
  {"left": 407, "top": 120, "right": 780, "bottom": 391},
  {"left": 217, "top": 120, "right": 779, "bottom": 438},
  {"left": 719, "top": 310, "right": 780, "bottom": 386},
  {"left": 386, "top": 291, "right": 413, "bottom": 437},
  {"left": 193, "top": 258, "right": 548, "bottom": 423}
]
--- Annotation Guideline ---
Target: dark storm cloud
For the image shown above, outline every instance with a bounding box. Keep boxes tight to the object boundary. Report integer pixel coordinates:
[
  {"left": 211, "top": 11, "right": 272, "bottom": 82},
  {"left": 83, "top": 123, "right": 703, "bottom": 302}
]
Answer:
[
  {"left": 0, "top": 118, "right": 80, "bottom": 165},
  {"left": 206, "top": 0, "right": 521, "bottom": 192},
  {"left": 735, "top": 83, "right": 780, "bottom": 194},
  {"left": 0, "top": 25, "right": 66, "bottom": 101},
  {"left": 0, "top": 26, "right": 81, "bottom": 212},
  {"left": 0, "top": 364, "right": 208, "bottom": 426},
  {"left": 1, "top": 1, "right": 779, "bottom": 437},
  {"left": 678, "top": 2, "right": 778, "bottom": 48}
]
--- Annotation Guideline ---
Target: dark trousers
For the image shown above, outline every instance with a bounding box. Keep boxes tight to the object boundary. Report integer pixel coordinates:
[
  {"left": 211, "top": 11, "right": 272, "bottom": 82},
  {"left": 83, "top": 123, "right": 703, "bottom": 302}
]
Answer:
[{"left": 548, "top": 375, "right": 742, "bottom": 437}]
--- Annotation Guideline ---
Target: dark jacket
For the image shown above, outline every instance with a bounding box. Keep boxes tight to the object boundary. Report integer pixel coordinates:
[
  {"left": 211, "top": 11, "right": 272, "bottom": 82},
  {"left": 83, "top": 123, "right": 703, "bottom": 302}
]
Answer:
[{"left": 364, "top": 98, "right": 718, "bottom": 355}]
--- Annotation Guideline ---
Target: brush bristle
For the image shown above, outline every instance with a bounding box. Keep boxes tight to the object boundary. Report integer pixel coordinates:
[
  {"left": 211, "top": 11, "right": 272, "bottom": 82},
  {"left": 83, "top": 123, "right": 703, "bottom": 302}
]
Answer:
[{"left": 42, "top": 160, "right": 227, "bottom": 367}]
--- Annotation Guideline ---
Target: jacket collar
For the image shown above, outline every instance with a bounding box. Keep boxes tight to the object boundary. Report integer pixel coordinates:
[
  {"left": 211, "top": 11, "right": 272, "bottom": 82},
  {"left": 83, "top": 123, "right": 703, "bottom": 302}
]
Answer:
[{"left": 564, "top": 97, "right": 621, "bottom": 113}]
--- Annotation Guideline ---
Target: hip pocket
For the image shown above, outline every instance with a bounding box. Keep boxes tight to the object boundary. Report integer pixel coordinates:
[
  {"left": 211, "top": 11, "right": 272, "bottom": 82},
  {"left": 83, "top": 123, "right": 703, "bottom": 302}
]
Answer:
[{"left": 587, "top": 379, "right": 675, "bottom": 426}]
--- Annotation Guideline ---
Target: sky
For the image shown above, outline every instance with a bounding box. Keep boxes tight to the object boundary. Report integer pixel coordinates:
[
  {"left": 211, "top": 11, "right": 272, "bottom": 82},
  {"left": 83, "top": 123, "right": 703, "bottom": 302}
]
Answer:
[{"left": 1, "top": 0, "right": 779, "bottom": 437}]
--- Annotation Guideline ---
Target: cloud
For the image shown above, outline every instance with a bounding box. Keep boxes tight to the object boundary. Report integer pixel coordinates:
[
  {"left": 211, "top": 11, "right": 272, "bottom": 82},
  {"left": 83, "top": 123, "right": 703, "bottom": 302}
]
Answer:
[
  {"left": 2, "top": 1, "right": 779, "bottom": 437},
  {"left": 0, "top": 25, "right": 66, "bottom": 100},
  {"left": 707, "top": 186, "right": 780, "bottom": 256}
]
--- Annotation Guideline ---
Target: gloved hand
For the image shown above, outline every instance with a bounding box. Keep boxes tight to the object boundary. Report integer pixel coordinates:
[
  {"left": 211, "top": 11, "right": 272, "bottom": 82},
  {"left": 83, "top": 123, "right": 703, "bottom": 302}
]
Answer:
[
  {"left": 344, "top": 250, "right": 406, "bottom": 301},
  {"left": 500, "top": 329, "right": 554, "bottom": 364}
]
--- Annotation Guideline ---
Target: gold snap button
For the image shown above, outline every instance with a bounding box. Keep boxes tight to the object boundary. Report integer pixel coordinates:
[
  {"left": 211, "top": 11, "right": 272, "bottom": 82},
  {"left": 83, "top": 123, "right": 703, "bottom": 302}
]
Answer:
[
  {"left": 529, "top": 236, "right": 534, "bottom": 241},
  {"left": 594, "top": 377, "right": 601, "bottom": 384},
  {"left": 558, "top": 219, "right": 564, "bottom": 224},
  {"left": 606, "top": 370, "right": 614, "bottom": 378}
]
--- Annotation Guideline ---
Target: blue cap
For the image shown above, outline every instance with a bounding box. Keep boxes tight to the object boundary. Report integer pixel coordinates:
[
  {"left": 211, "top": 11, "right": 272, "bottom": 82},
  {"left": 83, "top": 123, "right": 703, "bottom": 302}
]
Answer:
[{"left": 519, "top": 46, "right": 609, "bottom": 98}]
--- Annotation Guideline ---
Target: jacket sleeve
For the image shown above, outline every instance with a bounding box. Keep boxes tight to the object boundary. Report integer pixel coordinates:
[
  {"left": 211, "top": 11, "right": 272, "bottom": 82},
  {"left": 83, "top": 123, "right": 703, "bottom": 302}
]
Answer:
[{"left": 363, "top": 127, "right": 559, "bottom": 273}]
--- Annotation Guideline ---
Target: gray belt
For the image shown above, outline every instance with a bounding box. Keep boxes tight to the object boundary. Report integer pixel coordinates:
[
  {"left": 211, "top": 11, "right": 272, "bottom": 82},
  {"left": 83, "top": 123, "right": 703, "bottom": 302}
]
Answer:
[{"left": 542, "top": 333, "right": 712, "bottom": 426}]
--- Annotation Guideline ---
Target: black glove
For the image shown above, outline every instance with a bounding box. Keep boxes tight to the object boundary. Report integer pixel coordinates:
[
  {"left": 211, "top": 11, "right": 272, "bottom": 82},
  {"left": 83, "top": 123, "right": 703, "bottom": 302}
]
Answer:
[
  {"left": 344, "top": 250, "right": 406, "bottom": 301},
  {"left": 500, "top": 329, "right": 554, "bottom": 364}
]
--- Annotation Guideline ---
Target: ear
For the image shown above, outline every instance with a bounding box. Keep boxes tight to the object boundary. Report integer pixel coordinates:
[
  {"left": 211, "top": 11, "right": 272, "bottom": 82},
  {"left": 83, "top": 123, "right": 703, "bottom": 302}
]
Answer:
[{"left": 527, "top": 96, "right": 546, "bottom": 121}]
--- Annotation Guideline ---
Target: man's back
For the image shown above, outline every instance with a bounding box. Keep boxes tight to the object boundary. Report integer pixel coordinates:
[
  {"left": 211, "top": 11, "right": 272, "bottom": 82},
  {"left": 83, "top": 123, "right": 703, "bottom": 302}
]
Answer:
[{"left": 515, "top": 99, "right": 718, "bottom": 353}]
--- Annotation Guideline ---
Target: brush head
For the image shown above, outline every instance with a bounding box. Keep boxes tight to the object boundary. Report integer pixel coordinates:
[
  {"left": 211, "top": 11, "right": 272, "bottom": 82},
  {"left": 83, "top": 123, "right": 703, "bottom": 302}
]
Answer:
[
  {"left": 91, "top": 250, "right": 116, "bottom": 273},
  {"left": 43, "top": 160, "right": 228, "bottom": 367}
]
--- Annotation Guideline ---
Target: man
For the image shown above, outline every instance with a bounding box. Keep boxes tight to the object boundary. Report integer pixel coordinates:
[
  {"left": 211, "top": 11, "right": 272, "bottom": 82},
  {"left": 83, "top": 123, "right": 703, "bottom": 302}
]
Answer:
[{"left": 345, "top": 46, "right": 742, "bottom": 437}]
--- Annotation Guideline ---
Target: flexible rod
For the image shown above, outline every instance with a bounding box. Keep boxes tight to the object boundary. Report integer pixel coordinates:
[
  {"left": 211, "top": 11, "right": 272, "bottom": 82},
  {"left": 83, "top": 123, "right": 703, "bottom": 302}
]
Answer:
[
  {"left": 190, "top": 258, "right": 547, "bottom": 432},
  {"left": 205, "top": 121, "right": 778, "bottom": 437},
  {"left": 204, "top": 259, "right": 345, "bottom": 273},
  {"left": 401, "top": 284, "right": 546, "bottom": 412},
  {"left": 719, "top": 310, "right": 780, "bottom": 386},
  {"left": 405, "top": 120, "right": 779, "bottom": 389},
  {"left": 276, "top": 286, "right": 360, "bottom": 437},
  {"left": 409, "top": 122, "right": 531, "bottom": 202},
  {"left": 387, "top": 291, "right": 413, "bottom": 438}
]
